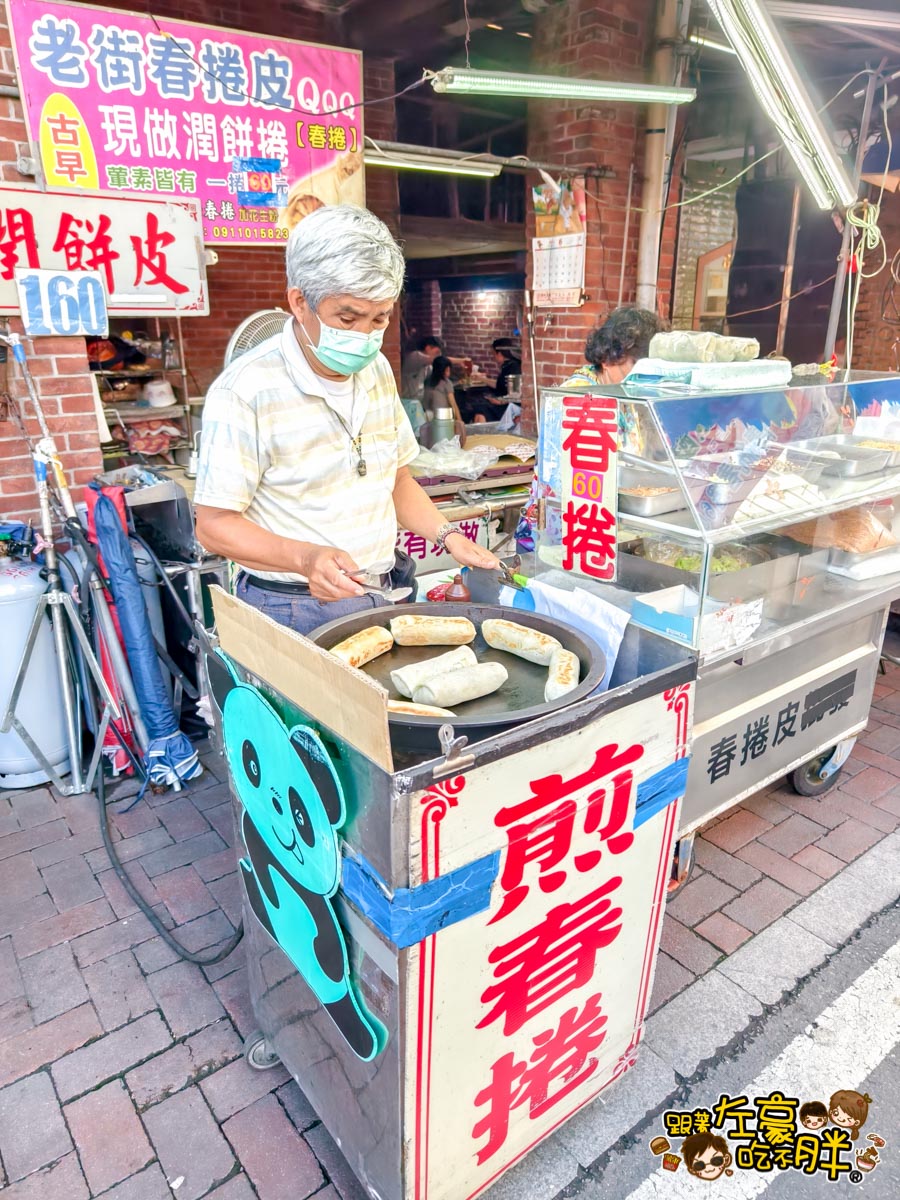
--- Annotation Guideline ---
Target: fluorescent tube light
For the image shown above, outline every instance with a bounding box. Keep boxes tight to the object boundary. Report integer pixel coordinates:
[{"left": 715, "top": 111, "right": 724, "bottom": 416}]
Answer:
[
  {"left": 706, "top": 0, "right": 856, "bottom": 209},
  {"left": 689, "top": 32, "right": 737, "bottom": 54},
  {"left": 430, "top": 68, "right": 696, "bottom": 106},
  {"left": 363, "top": 148, "right": 501, "bottom": 178}
]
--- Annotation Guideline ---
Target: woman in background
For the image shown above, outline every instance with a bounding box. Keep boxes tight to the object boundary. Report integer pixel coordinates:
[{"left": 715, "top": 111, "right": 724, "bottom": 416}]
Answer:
[
  {"left": 563, "top": 306, "right": 666, "bottom": 388},
  {"left": 516, "top": 306, "right": 666, "bottom": 552},
  {"left": 423, "top": 356, "right": 466, "bottom": 443}
]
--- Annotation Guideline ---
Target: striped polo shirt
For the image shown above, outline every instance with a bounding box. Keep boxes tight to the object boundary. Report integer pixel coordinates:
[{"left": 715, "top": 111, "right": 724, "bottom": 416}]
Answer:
[{"left": 194, "top": 319, "right": 419, "bottom": 582}]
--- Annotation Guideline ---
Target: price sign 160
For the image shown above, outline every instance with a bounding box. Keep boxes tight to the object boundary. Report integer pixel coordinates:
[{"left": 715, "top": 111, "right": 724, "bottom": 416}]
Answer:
[
  {"left": 14, "top": 269, "right": 108, "bottom": 338},
  {"left": 571, "top": 469, "right": 606, "bottom": 502}
]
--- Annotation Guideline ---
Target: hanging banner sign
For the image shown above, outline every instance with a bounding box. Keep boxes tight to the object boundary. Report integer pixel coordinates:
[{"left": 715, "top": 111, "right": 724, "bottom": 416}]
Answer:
[
  {"left": 560, "top": 392, "right": 619, "bottom": 582},
  {"left": 15, "top": 267, "right": 108, "bottom": 336},
  {"left": 0, "top": 184, "right": 207, "bottom": 316},
  {"left": 6, "top": 0, "right": 365, "bottom": 246}
]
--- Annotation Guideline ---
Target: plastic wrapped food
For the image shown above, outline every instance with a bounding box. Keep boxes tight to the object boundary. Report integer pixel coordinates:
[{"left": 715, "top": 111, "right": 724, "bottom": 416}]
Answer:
[{"left": 648, "top": 331, "right": 760, "bottom": 364}]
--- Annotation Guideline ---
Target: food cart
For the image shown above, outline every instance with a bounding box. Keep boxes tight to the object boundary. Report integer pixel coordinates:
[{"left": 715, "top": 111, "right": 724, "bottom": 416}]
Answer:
[
  {"left": 203, "top": 367, "right": 900, "bottom": 1197},
  {"left": 536, "top": 370, "right": 900, "bottom": 879},
  {"left": 207, "top": 582, "right": 695, "bottom": 1200}
]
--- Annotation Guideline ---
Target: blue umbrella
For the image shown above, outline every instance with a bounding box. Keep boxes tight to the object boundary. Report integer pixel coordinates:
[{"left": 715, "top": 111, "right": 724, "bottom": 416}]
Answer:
[{"left": 91, "top": 490, "right": 202, "bottom": 791}]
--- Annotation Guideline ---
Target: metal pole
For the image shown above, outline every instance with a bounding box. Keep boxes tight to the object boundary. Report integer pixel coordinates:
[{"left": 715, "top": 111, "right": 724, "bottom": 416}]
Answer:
[
  {"left": 775, "top": 183, "right": 802, "bottom": 356},
  {"left": 635, "top": 0, "right": 680, "bottom": 311},
  {"left": 617, "top": 164, "right": 636, "bottom": 309},
  {"left": 823, "top": 69, "right": 880, "bottom": 361},
  {"left": 524, "top": 289, "right": 541, "bottom": 426}
]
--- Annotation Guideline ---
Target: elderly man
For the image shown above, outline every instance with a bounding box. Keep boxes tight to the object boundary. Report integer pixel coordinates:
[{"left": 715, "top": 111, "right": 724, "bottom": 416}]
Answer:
[{"left": 194, "top": 205, "right": 497, "bottom": 637}]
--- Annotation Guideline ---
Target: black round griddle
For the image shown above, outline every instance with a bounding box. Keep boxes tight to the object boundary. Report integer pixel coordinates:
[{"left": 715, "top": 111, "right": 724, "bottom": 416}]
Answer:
[{"left": 310, "top": 602, "right": 606, "bottom": 754}]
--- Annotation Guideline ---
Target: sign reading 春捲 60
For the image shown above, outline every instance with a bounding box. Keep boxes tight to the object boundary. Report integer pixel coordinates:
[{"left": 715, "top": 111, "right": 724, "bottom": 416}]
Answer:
[
  {"left": 7, "top": 0, "right": 364, "bottom": 245},
  {"left": 560, "top": 392, "right": 619, "bottom": 582},
  {"left": 0, "top": 185, "right": 207, "bottom": 316}
]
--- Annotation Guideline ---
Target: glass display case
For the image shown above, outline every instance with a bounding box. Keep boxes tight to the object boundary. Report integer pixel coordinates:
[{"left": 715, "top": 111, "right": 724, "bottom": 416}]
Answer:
[
  {"left": 537, "top": 372, "right": 900, "bottom": 834},
  {"left": 538, "top": 372, "right": 900, "bottom": 663}
]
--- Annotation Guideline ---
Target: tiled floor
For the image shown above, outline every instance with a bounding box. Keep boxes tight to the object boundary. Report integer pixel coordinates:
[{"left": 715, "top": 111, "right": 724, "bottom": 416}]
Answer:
[
  {"left": 1, "top": 665, "right": 899, "bottom": 1199},
  {"left": 648, "top": 663, "right": 900, "bottom": 1014}
]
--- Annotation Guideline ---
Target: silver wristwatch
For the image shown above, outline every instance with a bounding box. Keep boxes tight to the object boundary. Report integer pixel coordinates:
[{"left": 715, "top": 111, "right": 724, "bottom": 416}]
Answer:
[{"left": 434, "top": 522, "right": 457, "bottom": 551}]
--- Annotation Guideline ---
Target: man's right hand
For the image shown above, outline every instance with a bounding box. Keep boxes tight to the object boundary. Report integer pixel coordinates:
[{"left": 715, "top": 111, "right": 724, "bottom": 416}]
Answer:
[{"left": 299, "top": 545, "right": 367, "bottom": 602}]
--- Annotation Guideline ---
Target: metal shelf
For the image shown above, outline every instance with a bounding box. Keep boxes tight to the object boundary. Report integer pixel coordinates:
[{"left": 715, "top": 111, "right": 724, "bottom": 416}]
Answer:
[
  {"left": 102, "top": 438, "right": 191, "bottom": 459},
  {"left": 92, "top": 367, "right": 183, "bottom": 378},
  {"left": 104, "top": 403, "right": 188, "bottom": 423},
  {"left": 97, "top": 316, "right": 193, "bottom": 467}
]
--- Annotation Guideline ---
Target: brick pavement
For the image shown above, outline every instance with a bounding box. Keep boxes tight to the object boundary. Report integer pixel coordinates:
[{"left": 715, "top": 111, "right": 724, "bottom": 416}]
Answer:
[{"left": 1, "top": 666, "right": 899, "bottom": 1198}]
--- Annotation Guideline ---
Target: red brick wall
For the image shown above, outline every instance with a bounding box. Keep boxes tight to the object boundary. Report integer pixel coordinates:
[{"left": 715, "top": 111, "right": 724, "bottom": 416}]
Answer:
[
  {"left": 404, "top": 281, "right": 443, "bottom": 345},
  {"left": 441, "top": 290, "right": 523, "bottom": 376},
  {"left": 0, "top": 10, "right": 102, "bottom": 524},
  {"left": 520, "top": 0, "right": 657, "bottom": 432},
  {"left": 849, "top": 191, "right": 900, "bottom": 371}
]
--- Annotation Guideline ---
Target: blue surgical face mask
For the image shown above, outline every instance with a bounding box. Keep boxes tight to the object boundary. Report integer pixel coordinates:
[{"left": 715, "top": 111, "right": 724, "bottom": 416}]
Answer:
[{"left": 301, "top": 310, "right": 385, "bottom": 375}]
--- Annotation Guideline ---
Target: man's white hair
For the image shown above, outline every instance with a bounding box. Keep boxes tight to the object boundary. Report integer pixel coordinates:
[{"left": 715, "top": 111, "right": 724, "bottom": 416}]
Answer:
[{"left": 286, "top": 205, "right": 406, "bottom": 309}]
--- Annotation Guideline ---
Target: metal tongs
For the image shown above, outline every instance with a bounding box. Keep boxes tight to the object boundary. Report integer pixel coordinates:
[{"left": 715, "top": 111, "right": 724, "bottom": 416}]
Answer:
[{"left": 498, "top": 554, "right": 528, "bottom": 590}]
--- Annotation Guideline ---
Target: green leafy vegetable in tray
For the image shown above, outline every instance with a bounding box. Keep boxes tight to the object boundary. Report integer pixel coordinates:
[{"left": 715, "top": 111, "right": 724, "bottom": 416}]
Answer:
[{"left": 674, "top": 551, "right": 745, "bottom": 574}]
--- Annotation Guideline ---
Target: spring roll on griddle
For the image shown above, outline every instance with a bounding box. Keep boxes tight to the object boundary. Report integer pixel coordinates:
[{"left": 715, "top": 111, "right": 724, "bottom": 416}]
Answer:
[
  {"left": 544, "top": 648, "right": 580, "bottom": 702},
  {"left": 413, "top": 662, "right": 508, "bottom": 709},
  {"left": 329, "top": 626, "right": 393, "bottom": 669},
  {"left": 482, "top": 618, "right": 562, "bottom": 666},
  {"left": 390, "top": 614, "right": 476, "bottom": 646},
  {"left": 388, "top": 700, "right": 456, "bottom": 719},
  {"left": 390, "top": 646, "right": 477, "bottom": 698}
]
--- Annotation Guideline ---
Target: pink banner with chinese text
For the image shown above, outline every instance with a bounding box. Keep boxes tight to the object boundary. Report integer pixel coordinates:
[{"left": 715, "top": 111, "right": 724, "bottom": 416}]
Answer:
[{"left": 7, "top": 0, "right": 364, "bottom": 245}]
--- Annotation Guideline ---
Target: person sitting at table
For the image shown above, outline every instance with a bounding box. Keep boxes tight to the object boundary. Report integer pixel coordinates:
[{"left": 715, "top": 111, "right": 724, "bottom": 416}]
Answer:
[
  {"left": 492, "top": 337, "right": 522, "bottom": 398},
  {"left": 562, "top": 306, "right": 666, "bottom": 387},
  {"left": 467, "top": 337, "right": 522, "bottom": 423},
  {"left": 401, "top": 335, "right": 469, "bottom": 401},
  {"left": 423, "top": 356, "right": 466, "bottom": 443}
]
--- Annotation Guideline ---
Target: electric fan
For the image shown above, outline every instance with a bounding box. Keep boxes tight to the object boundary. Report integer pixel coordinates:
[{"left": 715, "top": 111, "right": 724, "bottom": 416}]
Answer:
[{"left": 223, "top": 308, "right": 290, "bottom": 366}]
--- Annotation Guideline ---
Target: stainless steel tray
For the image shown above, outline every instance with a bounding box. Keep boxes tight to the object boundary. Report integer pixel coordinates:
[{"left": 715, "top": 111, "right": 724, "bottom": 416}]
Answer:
[
  {"left": 618, "top": 487, "right": 686, "bottom": 517},
  {"left": 827, "top": 544, "right": 896, "bottom": 568},
  {"left": 791, "top": 435, "right": 893, "bottom": 477}
]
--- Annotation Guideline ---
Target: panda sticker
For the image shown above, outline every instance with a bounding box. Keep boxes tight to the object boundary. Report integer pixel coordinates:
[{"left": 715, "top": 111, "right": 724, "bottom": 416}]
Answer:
[{"left": 208, "top": 651, "right": 385, "bottom": 1061}]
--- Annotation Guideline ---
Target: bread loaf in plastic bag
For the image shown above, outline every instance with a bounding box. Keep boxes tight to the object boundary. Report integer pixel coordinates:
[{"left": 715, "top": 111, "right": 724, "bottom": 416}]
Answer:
[{"left": 648, "top": 331, "right": 760, "bottom": 364}]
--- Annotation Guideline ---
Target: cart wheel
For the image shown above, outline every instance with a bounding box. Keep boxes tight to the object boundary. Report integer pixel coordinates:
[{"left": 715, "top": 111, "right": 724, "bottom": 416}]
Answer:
[
  {"left": 244, "top": 1031, "right": 281, "bottom": 1071},
  {"left": 791, "top": 750, "right": 843, "bottom": 797},
  {"left": 667, "top": 834, "right": 696, "bottom": 897}
]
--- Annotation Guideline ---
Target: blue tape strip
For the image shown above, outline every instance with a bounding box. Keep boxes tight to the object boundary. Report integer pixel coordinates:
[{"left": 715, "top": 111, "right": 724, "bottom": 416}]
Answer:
[
  {"left": 341, "top": 756, "right": 689, "bottom": 946},
  {"left": 341, "top": 850, "right": 500, "bottom": 950},
  {"left": 634, "top": 756, "right": 690, "bottom": 829}
]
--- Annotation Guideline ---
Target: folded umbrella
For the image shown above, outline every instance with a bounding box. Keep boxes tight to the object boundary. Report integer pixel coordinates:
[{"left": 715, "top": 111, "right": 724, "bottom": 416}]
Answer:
[{"left": 91, "top": 490, "right": 202, "bottom": 791}]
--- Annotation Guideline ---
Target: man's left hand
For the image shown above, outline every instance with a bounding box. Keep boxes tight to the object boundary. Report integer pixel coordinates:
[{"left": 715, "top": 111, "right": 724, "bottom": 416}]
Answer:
[{"left": 445, "top": 531, "right": 501, "bottom": 570}]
